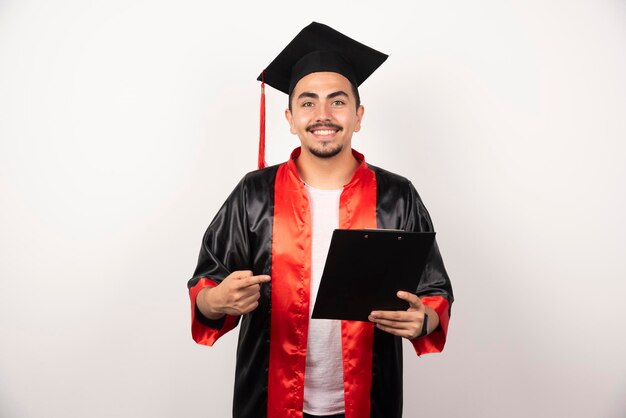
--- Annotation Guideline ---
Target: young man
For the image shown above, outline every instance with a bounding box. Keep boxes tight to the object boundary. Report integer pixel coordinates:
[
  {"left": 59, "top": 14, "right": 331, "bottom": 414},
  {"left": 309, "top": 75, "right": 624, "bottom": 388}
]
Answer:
[{"left": 188, "top": 22, "right": 453, "bottom": 418}]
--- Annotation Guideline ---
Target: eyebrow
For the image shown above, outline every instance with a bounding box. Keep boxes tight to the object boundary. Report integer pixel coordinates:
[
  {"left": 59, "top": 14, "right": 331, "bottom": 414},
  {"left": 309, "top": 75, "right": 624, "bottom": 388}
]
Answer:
[
  {"left": 327, "top": 91, "right": 349, "bottom": 100},
  {"left": 296, "top": 90, "right": 350, "bottom": 101}
]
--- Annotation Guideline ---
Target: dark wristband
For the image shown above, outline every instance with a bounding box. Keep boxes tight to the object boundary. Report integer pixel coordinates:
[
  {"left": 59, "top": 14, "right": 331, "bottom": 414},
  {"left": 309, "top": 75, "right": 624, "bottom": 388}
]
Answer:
[{"left": 417, "top": 313, "right": 429, "bottom": 338}]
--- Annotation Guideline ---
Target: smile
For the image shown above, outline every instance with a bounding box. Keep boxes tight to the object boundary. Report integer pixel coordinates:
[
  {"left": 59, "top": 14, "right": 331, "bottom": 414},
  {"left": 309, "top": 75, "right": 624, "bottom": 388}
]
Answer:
[
  {"left": 307, "top": 123, "right": 343, "bottom": 137},
  {"left": 311, "top": 129, "right": 338, "bottom": 136}
]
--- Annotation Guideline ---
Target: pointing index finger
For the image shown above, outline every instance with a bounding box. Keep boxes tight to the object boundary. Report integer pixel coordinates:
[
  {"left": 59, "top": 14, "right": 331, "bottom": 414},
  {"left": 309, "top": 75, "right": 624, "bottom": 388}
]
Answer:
[{"left": 240, "top": 274, "right": 271, "bottom": 288}]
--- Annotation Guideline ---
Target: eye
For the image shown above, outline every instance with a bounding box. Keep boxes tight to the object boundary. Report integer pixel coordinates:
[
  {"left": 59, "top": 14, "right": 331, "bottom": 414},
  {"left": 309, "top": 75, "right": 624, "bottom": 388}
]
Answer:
[
  {"left": 331, "top": 100, "right": 345, "bottom": 106},
  {"left": 301, "top": 101, "right": 314, "bottom": 108}
]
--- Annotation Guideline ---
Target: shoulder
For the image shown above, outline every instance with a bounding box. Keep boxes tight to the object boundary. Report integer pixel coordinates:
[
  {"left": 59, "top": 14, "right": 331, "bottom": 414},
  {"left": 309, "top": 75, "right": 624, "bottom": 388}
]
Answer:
[
  {"left": 367, "top": 163, "right": 434, "bottom": 230},
  {"left": 366, "top": 163, "right": 415, "bottom": 194},
  {"left": 241, "top": 163, "right": 281, "bottom": 183},
  {"left": 212, "top": 164, "right": 284, "bottom": 225},
  {"left": 235, "top": 163, "right": 282, "bottom": 193}
]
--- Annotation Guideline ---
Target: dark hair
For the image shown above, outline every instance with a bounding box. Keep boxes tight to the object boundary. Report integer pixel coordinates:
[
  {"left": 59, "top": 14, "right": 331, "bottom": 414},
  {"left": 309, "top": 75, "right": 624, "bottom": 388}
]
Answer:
[{"left": 288, "top": 82, "right": 361, "bottom": 112}]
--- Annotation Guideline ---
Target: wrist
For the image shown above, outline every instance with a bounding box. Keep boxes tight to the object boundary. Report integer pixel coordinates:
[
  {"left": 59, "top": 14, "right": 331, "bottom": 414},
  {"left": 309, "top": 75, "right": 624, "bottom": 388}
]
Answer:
[
  {"left": 198, "top": 287, "right": 226, "bottom": 320},
  {"left": 416, "top": 313, "right": 429, "bottom": 338}
]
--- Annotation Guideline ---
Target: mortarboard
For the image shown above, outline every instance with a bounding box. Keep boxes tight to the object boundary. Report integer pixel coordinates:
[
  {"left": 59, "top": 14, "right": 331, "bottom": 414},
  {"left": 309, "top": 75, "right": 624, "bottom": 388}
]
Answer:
[{"left": 256, "top": 22, "right": 388, "bottom": 169}]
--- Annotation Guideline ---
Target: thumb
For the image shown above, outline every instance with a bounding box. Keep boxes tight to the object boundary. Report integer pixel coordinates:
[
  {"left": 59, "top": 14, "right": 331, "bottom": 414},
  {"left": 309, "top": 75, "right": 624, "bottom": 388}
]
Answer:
[{"left": 397, "top": 291, "right": 422, "bottom": 309}]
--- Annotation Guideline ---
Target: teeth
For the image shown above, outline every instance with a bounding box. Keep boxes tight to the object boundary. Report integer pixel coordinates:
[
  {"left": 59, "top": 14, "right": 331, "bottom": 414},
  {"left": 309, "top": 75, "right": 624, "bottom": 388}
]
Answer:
[{"left": 313, "top": 129, "right": 336, "bottom": 135}]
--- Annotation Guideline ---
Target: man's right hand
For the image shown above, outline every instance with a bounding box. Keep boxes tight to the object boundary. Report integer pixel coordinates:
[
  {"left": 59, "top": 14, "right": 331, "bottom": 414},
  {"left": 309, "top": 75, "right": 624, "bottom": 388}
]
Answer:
[{"left": 196, "top": 270, "right": 271, "bottom": 320}]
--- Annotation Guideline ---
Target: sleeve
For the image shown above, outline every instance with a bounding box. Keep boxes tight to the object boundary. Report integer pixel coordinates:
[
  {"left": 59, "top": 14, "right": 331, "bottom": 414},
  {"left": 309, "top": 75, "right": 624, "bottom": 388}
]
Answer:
[
  {"left": 404, "top": 182, "right": 454, "bottom": 356},
  {"left": 187, "top": 176, "right": 251, "bottom": 346}
]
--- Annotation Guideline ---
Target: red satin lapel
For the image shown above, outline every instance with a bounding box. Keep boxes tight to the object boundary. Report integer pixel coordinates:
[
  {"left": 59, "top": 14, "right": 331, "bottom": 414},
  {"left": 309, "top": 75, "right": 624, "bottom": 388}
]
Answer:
[
  {"left": 268, "top": 149, "right": 378, "bottom": 418},
  {"left": 268, "top": 160, "right": 311, "bottom": 418},
  {"left": 340, "top": 157, "right": 377, "bottom": 418}
]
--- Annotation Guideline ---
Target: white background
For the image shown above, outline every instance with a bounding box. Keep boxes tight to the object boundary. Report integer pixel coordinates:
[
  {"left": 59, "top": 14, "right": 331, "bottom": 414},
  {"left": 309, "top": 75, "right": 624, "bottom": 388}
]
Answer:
[{"left": 1, "top": 1, "right": 625, "bottom": 417}]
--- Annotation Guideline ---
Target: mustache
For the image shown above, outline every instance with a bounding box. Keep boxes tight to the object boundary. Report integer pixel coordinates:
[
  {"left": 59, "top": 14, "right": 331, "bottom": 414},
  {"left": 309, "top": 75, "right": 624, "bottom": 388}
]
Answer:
[{"left": 306, "top": 122, "right": 343, "bottom": 132}]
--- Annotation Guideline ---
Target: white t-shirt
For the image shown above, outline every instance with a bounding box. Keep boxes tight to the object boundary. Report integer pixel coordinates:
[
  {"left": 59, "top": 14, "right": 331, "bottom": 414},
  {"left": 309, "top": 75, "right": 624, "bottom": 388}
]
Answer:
[{"left": 303, "top": 184, "right": 345, "bottom": 415}]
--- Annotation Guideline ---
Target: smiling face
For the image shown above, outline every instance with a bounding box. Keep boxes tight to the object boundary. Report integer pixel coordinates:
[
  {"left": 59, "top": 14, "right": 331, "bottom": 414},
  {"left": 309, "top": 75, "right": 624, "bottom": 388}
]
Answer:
[{"left": 285, "top": 72, "right": 364, "bottom": 160}]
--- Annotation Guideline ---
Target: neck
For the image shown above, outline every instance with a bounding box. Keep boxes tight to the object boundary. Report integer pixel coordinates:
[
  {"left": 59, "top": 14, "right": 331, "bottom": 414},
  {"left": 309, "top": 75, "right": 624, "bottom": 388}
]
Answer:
[{"left": 295, "top": 147, "right": 360, "bottom": 189}]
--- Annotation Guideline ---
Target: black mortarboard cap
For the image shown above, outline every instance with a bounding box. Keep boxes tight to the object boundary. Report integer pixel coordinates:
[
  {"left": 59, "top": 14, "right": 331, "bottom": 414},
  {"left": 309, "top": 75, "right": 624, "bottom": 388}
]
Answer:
[
  {"left": 258, "top": 22, "right": 389, "bottom": 94},
  {"left": 256, "top": 22, "right": 388, "bottom": 169}
]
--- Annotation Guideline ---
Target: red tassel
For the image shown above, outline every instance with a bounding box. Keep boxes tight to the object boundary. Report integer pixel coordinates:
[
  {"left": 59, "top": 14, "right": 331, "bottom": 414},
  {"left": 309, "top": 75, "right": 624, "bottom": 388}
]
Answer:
[{"left": 258, "top": 72, "right": 267, "bottom": 169}]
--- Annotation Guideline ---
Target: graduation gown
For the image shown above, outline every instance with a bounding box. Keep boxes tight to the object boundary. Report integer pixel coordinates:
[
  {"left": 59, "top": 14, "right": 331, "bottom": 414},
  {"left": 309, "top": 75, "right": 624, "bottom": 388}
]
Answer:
[{"left": 188, "top": 148, "right": 453, "bottom": 418}]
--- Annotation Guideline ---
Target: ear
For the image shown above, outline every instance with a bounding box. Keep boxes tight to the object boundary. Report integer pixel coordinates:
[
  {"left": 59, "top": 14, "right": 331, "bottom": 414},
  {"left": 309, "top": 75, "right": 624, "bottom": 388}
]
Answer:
[
  {"left": 284, "top": 109, "right": 297, "bottom": 135},
  {"left": 354, "top": 105, "right": 365, "bottom": 132}
]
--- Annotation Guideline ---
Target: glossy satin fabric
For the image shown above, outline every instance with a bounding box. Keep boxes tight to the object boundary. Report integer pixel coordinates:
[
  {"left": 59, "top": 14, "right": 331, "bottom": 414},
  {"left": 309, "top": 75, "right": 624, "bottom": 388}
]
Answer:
[
  {"left": 268, "top": 153, "right": 313, "bottom": 417},
  {"left": 337, "top": 156, "right": 377, "bottom": 418},
  {"left": 188, "top": 147, "right": 454, "bottom": 418}
]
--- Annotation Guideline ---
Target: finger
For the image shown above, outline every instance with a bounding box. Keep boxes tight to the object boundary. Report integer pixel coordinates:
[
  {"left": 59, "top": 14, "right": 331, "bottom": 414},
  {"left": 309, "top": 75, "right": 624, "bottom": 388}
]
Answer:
[
  {"left": 369, "top": 310, "right": 416, "bottom": 322},
  {"left": 237, "top": 292, "right": 262, "bottom": 308},
  {"left": 373, "top": 323, "right": 415, "bottom": 339},
  {"left": 372, "top": 315, "right": 422, "bottom": 338},
  {"left": 226, "top": 290, "right": 263, "bottom": 314},
  {"left": 230, "top": 270, "right": 254, "bottom": 280},
  {"left": 238, "top": 274, "right": 271, "bottom": 289},
  {"left": 226, "top": 299, "right": 259, "bottom": 316},
  {"left": 234, "top": 284, "right": 260, "bottom": 300},
  {"left": 243, "top": 300, "right": 259, "bottom": 314},
  {"left": 396, "top": 291, "right": 422, "bottom": 308},
  {"left": 369, "top": 313, "right": 420, "bottom": 327},
  {"left": 245, "top": 290, "right": 262, "bottom": 302},
  {"left": 370, "top": 318, "right": 405, "bottom": 330}
]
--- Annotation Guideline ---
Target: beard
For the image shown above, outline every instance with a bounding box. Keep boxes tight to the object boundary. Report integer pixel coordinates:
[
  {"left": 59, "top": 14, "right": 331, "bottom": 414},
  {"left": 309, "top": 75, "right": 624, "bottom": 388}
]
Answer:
[
  {"left": 307, "top": 142, "right": 344, "bottom": 159},
  {"left": 305, "top": 122, "right": 344, "bottom": 158}
]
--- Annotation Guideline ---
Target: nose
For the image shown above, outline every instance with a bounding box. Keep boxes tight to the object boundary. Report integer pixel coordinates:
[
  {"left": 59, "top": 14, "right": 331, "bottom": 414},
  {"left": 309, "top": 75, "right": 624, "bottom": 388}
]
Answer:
[{"left": 315, "top": 101, "right": 332, "bottom": 121}]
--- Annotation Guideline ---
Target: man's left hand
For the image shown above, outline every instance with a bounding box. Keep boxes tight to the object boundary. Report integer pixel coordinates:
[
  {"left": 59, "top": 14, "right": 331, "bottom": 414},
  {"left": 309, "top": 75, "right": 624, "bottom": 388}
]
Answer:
[{"left": 368, "top": 291, "right": 432, "bottom": 339}]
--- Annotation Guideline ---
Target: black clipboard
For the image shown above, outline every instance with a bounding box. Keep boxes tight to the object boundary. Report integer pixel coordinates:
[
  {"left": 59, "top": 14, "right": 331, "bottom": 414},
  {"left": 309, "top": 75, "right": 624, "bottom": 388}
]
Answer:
[{"left": 311, "top": 229, "right": 435, "bottom": 322}]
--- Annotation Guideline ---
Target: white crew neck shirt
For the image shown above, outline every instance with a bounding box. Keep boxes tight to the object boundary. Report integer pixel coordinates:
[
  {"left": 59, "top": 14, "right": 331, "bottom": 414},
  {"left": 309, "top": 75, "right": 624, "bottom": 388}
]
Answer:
[{"left": 303, "top": 184, "right": 345, "bottom": 415}]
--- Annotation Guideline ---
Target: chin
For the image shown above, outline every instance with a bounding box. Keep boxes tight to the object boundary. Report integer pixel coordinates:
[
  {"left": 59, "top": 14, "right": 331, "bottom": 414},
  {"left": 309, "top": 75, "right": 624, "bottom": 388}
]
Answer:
[{"left": 307, "top": 144, "right": 344, "bottom": 159}]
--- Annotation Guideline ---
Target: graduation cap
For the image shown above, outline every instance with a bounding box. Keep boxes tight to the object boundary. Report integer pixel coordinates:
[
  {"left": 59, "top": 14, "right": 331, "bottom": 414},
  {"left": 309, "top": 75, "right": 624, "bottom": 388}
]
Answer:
[{"left": 256, "top": 22, "right": 388, "bottom": 169}]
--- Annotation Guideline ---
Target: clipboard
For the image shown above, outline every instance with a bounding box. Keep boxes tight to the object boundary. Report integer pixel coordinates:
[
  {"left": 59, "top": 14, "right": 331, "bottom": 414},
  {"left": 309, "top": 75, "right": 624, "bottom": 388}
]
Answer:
[{"left": 311, "top": 229, "right": 435, "bottom": 322}]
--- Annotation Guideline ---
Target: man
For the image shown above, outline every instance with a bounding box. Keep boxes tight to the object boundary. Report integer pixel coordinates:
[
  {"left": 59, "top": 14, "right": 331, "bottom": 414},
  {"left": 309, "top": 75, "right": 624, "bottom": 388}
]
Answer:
[{"left": 188, "top": 22, "right": 453, "bottom": 418}]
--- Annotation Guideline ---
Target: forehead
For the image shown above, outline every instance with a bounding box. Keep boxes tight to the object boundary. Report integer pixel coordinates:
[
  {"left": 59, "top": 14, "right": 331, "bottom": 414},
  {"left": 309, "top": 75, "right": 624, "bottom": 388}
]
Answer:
[{"left": 292, "top": 71, "right": 354, "bottom": 95}]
